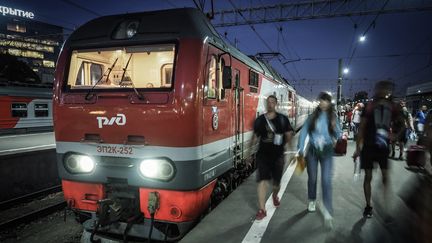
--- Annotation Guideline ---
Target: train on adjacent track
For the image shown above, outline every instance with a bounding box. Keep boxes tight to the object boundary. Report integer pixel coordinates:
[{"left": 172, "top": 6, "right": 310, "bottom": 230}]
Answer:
[
  {"left": 0, "top": 84, "right": 53, "bottom": 134},
  {"left": 53, "top": 8, "right": 313, "bottom": 241}
]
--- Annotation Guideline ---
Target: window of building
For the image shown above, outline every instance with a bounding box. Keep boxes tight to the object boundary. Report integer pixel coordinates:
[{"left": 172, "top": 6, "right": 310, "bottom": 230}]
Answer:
[
  {"left": 43, "top": 60, "right": 55, "bottom": 68},
  {"left": 206, "top": 56, "right": 217, "bottom": 99},
  {"left": 7, "top": 48, "right": 44, "bottom": 59},
  {"left": 35, "top": 103, "right": 49, "bottom": 117},
  {"left": 7, "top": 23, "right": 26, "bottom": 33},
  {"left": 11, "top": 103, "right": 27, "bottom": 117}
]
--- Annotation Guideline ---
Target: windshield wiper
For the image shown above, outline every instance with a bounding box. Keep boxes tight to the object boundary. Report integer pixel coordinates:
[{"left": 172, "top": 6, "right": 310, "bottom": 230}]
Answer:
[
  {"left": 85, "top": 57, "right": 118, "bottom": 100},
  {"left": 119, "top": 53, "right": 144, "bottom": 100}
]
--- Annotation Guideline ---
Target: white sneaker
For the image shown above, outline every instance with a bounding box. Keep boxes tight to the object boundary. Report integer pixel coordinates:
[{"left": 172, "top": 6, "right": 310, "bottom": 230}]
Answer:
[{"left": 308, "top": 201, "right": 316, "bottom": 212}]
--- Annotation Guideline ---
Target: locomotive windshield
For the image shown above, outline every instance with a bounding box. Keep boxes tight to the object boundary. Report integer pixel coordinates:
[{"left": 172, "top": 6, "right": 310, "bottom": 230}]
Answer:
[{"left": 66, "top": 44, "right": 175, "bottom": 89}]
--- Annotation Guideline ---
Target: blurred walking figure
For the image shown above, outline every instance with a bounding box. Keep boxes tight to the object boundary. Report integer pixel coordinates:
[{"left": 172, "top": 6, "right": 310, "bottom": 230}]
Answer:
[
  {"left": 297, "top": 92, "right": 342, "bottom": 229},
  {"left": 415, "top": 105, "right": 428, "bottom": 136},
  {"left": 351, "top": 103, "right": 363, "bottom": 140},
  {"left": 422, "top": 110, "right": 432, "bottom": 167},
  {"left": 345, "top": 106, "right": 353, "bottom": 139},
  {"left": 353, "top": 80, "right": 399, "bottom": 218},
  {"left": 390, "top": 101, "right": 414, "bottom": 160},
  {"left": 250, "top": 95, "right": 294, "bottom": 220}
]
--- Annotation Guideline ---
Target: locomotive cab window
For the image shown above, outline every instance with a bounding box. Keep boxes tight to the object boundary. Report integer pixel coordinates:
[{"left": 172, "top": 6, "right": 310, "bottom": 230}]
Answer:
[
  {"left": 218, "top": 58, "right": 226, "bottom": 100},
  {"left": 67, "top": 44, "right": 176, "bottom": 90},
  {"left": 206, "top": 56, "right": 217, "bottom": 99},
  {"left": 206, "top": 55, "right": 227, "bottom": 100},
  {"left": 11, "top": 103, "right": 27, "bottom": 117}
]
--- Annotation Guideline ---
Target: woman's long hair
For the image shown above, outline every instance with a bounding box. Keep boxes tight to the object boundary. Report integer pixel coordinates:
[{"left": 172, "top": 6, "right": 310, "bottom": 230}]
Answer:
[{"left": 308, "top": 92, "right": 337, "bottom": 137}]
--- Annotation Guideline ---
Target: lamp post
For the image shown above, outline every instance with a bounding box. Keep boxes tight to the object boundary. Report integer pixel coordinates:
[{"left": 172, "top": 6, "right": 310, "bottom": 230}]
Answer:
[{"left": 337, "top": 59, "right": 343, "bottom": 109}]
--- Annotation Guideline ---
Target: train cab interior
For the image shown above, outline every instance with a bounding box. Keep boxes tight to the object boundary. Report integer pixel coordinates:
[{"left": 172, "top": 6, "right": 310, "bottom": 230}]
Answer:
[{"left": 66, "top": 45, "right": 175, "bottom": 90}]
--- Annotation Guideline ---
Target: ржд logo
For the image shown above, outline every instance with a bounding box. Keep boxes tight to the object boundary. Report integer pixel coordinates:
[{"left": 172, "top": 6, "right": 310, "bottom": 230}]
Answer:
[{"left": 96, "top": 114, "right": 126, "bottom": 128}]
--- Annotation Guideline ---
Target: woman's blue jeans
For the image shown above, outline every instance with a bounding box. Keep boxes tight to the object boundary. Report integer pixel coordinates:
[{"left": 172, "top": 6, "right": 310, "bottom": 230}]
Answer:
[{"left": 306, "top": 147, "right": 334, "bottom": 215}]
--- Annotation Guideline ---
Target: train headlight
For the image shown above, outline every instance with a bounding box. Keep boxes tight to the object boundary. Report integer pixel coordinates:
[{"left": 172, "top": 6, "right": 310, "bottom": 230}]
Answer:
[
  {"left": 126, "top": 21, "right": 139, "bottom": 38},
  {"left": 64, "top": 154, "right": 95, "bottom": 174},
  {"left": 112, "top": 20, "right": 140, "bottom": 39},
  {"left": 139, "top": 159, "right": 175, "bottom": 181}
]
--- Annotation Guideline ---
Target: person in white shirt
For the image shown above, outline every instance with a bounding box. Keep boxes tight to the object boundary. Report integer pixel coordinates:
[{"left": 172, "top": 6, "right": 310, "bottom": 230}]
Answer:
[{"left": 351, "top": 103, "right": 363, "bottom": 140}]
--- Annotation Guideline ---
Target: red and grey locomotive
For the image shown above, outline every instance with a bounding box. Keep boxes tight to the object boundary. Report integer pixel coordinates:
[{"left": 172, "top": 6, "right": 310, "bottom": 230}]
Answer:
[{"left": 53, "top": 8, "right": 312, "bottom": 241}]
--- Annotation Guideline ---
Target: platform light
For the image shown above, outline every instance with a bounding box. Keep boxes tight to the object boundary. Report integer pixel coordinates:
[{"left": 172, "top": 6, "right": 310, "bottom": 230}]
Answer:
[
  {"left": 139, "top": 158, "right": 175, "bottom": 181},
  {"left": 64, "top": 154, "right": 95, "bottom": 174},
  {"left": 343, "top": 68, "right": 349, "bottom": 74},
  {"left": 359, "top": 35, "right": 366, "bottom": 42}
]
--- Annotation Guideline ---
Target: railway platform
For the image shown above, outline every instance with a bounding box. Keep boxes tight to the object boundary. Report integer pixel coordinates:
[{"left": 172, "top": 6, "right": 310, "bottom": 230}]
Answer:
[
  {"left": 0, "top": 132, "right": 59, "bottom": 203},
  {"left": 0, "top": 132, "right": 55, "bottom": 156},
  {"left": 181, "top": 139, "right": 429, "bottom": 243}
]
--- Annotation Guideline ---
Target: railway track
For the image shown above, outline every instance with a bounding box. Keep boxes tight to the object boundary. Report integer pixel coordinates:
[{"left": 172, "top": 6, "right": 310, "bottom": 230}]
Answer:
[
  {"left": 0, "top": 200, "right": 66, "bottom": 230},
  {"left": 0, "top": 185, "right": 62, "bottom": 211},
  {"left": 0, "top": 185, "right": 66, "bottom": 230}
]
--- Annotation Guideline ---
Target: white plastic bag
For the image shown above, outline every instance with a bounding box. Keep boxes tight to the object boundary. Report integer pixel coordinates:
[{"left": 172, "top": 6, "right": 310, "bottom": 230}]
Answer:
[
  {"left": 409, "top": 130, "right": 417, "bottom": 141},
  {"left": 353, "top": 157, "right": 361, "bottom": 182}
]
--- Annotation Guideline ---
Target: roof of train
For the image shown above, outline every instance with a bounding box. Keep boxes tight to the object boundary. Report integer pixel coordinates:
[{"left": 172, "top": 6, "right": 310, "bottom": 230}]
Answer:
[
  {"left": 66, "top": 7, "right": 291, "bottom": 87},
  {"left": 0, "top": 86, "right": 52, "bottom": 98}
]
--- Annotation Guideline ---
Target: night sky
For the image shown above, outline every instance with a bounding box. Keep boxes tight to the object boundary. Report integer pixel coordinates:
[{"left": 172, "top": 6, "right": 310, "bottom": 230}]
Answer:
[{"left": 4, "top": 0, "right": 432, "bottom": 100}]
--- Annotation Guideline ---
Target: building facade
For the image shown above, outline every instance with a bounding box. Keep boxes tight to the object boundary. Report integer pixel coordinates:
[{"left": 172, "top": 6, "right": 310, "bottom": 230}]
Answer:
[{"left": 0, "top": 6, "right": 63, "bottom": 84}]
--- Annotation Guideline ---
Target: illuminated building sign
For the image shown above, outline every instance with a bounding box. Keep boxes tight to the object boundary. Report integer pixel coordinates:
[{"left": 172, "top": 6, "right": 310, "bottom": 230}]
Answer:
[{"left": 0, "top": 6, "right": 34, "bottom": 19}]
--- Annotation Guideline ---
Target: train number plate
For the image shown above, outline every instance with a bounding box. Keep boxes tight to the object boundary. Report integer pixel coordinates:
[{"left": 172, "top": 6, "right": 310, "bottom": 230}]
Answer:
[{"left": 96, "top": 145, "right": 133, "bottom": 155}]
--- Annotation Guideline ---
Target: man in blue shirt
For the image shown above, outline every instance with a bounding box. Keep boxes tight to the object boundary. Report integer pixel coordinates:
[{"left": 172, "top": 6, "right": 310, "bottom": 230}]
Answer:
[{"left": 415, "top": 105, "right": 428, "bottom": 135}]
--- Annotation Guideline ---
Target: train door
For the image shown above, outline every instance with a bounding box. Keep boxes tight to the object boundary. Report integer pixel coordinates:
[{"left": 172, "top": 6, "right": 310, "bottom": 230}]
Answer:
[
  {"left": 202, "top": 51, "right": 231, "bottom": 177},
  {"left": 232, "top": 69, "right": 244, "bottom": 166}
]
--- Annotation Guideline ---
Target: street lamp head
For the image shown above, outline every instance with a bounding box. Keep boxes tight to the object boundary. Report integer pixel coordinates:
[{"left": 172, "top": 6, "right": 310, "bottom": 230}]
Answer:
[
  {"left": 343, "top": 68, "right": 349, "bottom": 74},
  {"left": 359, "top": 35, "right": 366, "bottom": 42}
]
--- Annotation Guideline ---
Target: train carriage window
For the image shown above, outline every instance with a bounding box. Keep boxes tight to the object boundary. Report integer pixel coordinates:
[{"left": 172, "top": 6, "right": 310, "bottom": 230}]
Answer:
[
  {"left": 206, "top": 56, "right": 217, "bottom": 99},
  {"left": 11, "top": 103, "right": 27, "bottom": 117},
  {"left": 67, "top": 44, "right": 175, "bottom": 90},
  {"left": 249, "top": 70, "right": 259, "bottom": 90},
  {"left": 249, "top": 70, "right": 259, "bottom": 93},
  {"left": 35, "top": 103, "right": 49, "bottom": 117}
]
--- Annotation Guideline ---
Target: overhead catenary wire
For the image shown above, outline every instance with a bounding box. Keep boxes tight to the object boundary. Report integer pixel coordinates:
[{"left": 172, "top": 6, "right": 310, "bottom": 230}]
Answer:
[
  {"left": 164, "top": 0, "right": 178, "bottom": 8},
  {"left": 256, "top": 0, "right": 302, "bottom": 81},
  {"left": 281, "top": 52, "right": 430, "bottom": 62},
  {"left": 379, "top": 36, "right": 432, "bottom": 80},
  {"left": 227, "top": 0, "right": 297, "bottom": 83},
  {"left": 347, "top": 0, "right": 390, "bottom": 67}
]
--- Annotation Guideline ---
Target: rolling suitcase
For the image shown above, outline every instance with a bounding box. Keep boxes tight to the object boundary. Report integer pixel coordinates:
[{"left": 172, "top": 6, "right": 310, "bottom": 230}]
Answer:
[
  {"left": 334, "top": 136, "right": 348, "bottom": 155},
  {"left": 406, "top": 145, "right": 426, "bottom": 167}
]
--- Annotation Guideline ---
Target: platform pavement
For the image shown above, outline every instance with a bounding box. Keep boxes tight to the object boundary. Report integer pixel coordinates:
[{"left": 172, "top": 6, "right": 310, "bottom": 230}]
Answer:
[
  {"left": 0, "top": 132, "right": 55, "bottom": 156},
  {"left": 181, "top": 139, "right": 422, "bottom": 243}
]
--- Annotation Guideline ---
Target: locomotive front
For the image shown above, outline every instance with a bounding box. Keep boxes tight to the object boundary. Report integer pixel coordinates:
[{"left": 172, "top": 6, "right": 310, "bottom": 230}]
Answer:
[{"left": 53, "top": 9, "right": 217, "bottom": 241}]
